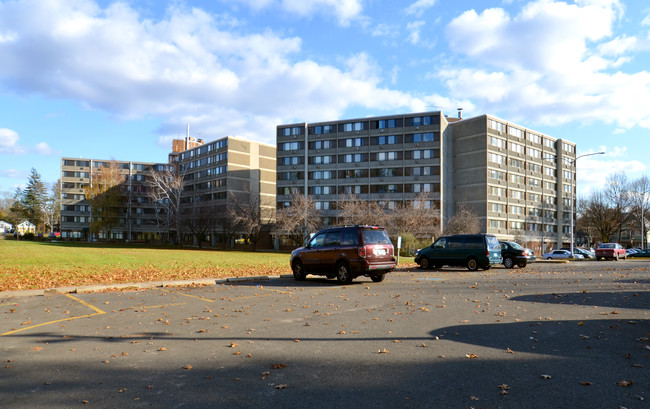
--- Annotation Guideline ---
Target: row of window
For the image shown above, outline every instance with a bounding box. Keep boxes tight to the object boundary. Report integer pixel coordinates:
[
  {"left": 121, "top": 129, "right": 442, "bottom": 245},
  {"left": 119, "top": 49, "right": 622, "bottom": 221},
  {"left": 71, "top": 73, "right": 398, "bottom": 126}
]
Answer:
[
  {"left": 489, "top": 169, "right": 574, "bottom": 190},
  {"left": 280, "top": 133, "right": 439, "bottom": 151},
  {"left": 179, "top": 139, "right": 228, "bottom": 160},
  {"left": 278, "top": 165, "right": 441, "bottom": 181},
  {"left": 281, "top": 149, "right": 442, "bottom": 165},
  {"left": 280, "top": 116, "right": 441, "bottom": 137},
  {"left": 182, "top": 166, "right": 228, "bottom": 181},
  {"left": 179, "top": 153, "right": 228, "bottom": 171},
  {"left": 278, "top": 182, "right": 441, "bottom": 195},
  {"left": 488, "top": 120, "right": 575, "bottom": 153},
  {"left": 279, "top": 199, "right": 436, "bottom": 211}
]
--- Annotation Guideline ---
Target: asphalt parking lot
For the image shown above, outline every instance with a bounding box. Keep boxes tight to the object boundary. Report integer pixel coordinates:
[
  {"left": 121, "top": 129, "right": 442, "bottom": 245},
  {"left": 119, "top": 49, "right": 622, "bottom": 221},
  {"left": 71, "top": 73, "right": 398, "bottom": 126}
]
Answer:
[{"left": 1, "top": 260, "right": 649, "bottom": 409}]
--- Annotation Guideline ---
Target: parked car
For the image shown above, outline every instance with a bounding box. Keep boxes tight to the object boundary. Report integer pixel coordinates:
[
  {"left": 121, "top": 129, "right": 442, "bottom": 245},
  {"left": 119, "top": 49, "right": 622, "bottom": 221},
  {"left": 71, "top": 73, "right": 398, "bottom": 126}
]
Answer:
[
  {"left": 561, "top": 247, "right": 594, "bottom": 259},
  {"left": 628, "top": 249, "right": 650, "bottom": 258},
  {"left": 414, "top": 233, "right": 502, "bottom": 271},
  {"left": 500, "top": 241, "right": 536, "bottom": 268},
  {"left": 290, "top": 225, "right": 396, "bottom": 284},
  {"left": 595, "top": 243, "right": 626, "bottom": 261},
  {"left": 543, "top": 249, "right": 584, "bottom": 260}
]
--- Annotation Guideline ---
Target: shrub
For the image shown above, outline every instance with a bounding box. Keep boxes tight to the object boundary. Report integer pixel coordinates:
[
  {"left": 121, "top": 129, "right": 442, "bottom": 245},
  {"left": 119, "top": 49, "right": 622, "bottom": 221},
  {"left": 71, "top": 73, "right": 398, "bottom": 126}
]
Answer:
[{"left": 23, "top": 232, "right": 35, "bottom": 241}]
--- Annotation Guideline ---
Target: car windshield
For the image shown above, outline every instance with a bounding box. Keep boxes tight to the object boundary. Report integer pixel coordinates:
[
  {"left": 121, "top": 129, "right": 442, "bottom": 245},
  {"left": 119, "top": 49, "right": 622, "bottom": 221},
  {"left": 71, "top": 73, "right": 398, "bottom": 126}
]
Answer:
[
  {"left": 362, "top": 229, "right": 391, "bottom": 245},
  {"left": 599, "top": 244, "right": 615, "bottom": 249},
  {"left": 508, "top": 242, "right": 523, "bottom": 250}
]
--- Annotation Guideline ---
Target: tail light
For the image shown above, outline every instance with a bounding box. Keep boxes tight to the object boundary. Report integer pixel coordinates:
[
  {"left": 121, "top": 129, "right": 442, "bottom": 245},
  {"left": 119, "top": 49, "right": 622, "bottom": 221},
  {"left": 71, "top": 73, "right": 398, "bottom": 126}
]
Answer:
[{"left": 358, "top": 246, "right": 366, "bottom": 258}]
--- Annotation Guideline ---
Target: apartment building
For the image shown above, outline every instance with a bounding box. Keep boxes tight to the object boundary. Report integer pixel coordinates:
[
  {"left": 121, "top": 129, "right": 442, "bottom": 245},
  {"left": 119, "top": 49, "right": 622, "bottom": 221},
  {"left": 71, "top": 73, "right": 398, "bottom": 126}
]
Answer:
[
  {"left": 170, "top": 136, "right": 276, "bottom": 246},
  {"left": 276, "top": 111, "right": 576, "bottom": 252},
  {"left": 60, "top": 135, "right": 276, "bottom": 246},
  {"left": 60, "top": 158, "right": 164, "bottom": 240}
]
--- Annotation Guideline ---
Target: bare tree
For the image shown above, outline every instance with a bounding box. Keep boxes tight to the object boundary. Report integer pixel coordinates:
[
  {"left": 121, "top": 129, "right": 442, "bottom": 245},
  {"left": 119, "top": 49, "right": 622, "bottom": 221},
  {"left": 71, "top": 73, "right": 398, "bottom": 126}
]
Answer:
[
  {"left": 146, "top": 166, "right": 184, "bottom": 245},
  {"left": 580, "top": 190, "right": 619, "bottom": 243},
  {"left": 388, "top": 192, "right": 440, "bottom": 239},
  {"left": 43, "top": 180, "right": 61, "bottom": 234},
  {"left": 230, "top": 189, "right": 275, "bottom": 250},
  {"left": 604, "top": 172, "right": 632, "bottom": 243},
  {"left": 443, "top": 202, "right": 480, "bottom": 235},
  {"left": 337, "top": 194, "right": 387, "bottom": 226},
  {"left": 274, "top": 193, "right": 322, "bottom": 247},
  {"left": 629, "top": 174, "right": 650, "bottom": 247},
  {"left": 183, "top": 202, "right": 217, "bottom": 248}
]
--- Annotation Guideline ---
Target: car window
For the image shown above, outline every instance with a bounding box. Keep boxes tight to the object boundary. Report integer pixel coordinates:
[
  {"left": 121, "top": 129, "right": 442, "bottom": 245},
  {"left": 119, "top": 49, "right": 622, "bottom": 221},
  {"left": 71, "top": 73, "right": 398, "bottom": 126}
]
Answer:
[
  {"left": 322, "top": 231, "right": 341, "bottom": 247},
  {"left": 433, "top": 238, "right": 447, "bottom": 248},
  {"left": 486, "top": 236, "right": 500, "bottom": 250},
  {"left": 309, "top": 233, "right": 325, "bottom": 248},
  {"left": 500, "top": 243, "right": 508, "bottom": 250},
  {"left": 362, "top": 229, "right": 391, "bottom": 245},
  {"left": 465, "top": 236, "right": 483, "bottom": 249},
  {"left": 508, "top": 242, "right": 523, "bottom": 250},
  {"left": 341, "top": 229, "right": 358, "bottom": 246},
  {"left": 447, "top": 237, "right": 463, "bottom": 249}
]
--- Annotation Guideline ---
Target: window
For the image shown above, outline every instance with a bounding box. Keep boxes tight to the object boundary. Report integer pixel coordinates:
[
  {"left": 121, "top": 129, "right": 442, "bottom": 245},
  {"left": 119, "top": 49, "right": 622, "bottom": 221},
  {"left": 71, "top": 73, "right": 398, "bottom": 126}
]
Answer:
[
  {"left": 312, "top": 140, "right": 335, "bottom": 149},
  {"left": 510, "top": 174, "right": 525, "bottom": 184},
  {"left": 343, "top": 122, "right": 366, "bottom": 132},
  {"left": 510, "top": 158, "right": 524, "bottom": 169},
  {"left": 528, "top": 148, "right": 541, "bottom": 159},
  {"left": 509, "top": 127, "right": 523, "bottom": 138},
  {"left": 341, "top": 185, "right": 362, "bottom": 195},
  {"left": 528, "top": 163, "right": 541, "bottom": 173},
  {"left": 544, "top": 138, "right": 555, "bottom": 148},
  {"left": 544, "top": 181, "right": 556, "bottom": 190},
  {"left": 511, "top": 190, "right": 524, "bottom": 199},
  {"left": 544, "top": 167, "right": 556, "bottom": 177},
  {"left": 528, "top": 208, "right": 541, "bottom": 217},
  {"left": 529, "top": 178, "right": 541, "bottom": 188},
  {"left": 282, "top": 156, "right": 302, "bottom": 166},
  {"left": 312, "top": 171, "right": 334, "bottom": 180},
  {"left": 315, "top": 201, "right": 331, "bottom": 210},
  {"left": 527, "top": 133, "right": 541, "bottom": 144},
  {"left": 377, "top": 135, "right": 397, "bottom": 145},
  {"left": 376, "top": 168, "right": 399, "bottom": 177},
  {"left": 312, "top": 186, "right": 335, "bottom": 195},
  {"left": 543, "top": 153, "right": 556, "bottom": 163},
  {"left": 562, "top": 142, "right": 574, "bottom": 153},
  {"left": 282, "top": 126, "right": 303, "bottom": 136},
  {"left": 343, "top": 154, "right": 363, "bottom": 163},
  {"left": 377, "top": 151, "right": 398, "bottom": 161},
  {"left": 511, "top": 205, "right": 524, "bottom": 215},
  {"left": 410, "top": 115, "right": 434, "bottom": 126},
  {"left": 563, "top": 170, "right": 573, "bottom": 179},
  {"left": 528, "top": 193, "right": 541, "bottom": 202},
  {"left": 411, "top": 132, "right": 435, "bottom": 143},
  {"left": 488, "top": 119, "right": 504, "bottom": 132},
  {"left": 490, "top": 186, "right": 505, "bottom": 196},
  {"left": 343, "top": 138, "right": 364, "bottom": 147},
  {"left": 282, "top": 141, "right": 301, "bottom": 151},
  {"left": 490, "top": 220, "right": 505, "bottom": 229},
  {"left": 412, "top": 149, "right": 437, "bottom": 160},
  {"left": 312, "top": 155, "right": 333, "bottom": 165},
  {"left": 490, "top": 203, "right": 504, "bottom": 212},
  {"left": 378, "top": 119, "right": 397, "bottom": 129},
  {"left": 490, "top": 137, "right": 505, "bottom": 148},
  {"left": 489, "top": 170, "right": 505, "bottom": 180},
  {"left": 510, "top": 142, "right": 524, "bottom": 154},
  {"left": 489, "top": 153, "right": 505, "bottom": 164},
  {"left": 510, "top": 221, "right": 524, "bottom": 229}
]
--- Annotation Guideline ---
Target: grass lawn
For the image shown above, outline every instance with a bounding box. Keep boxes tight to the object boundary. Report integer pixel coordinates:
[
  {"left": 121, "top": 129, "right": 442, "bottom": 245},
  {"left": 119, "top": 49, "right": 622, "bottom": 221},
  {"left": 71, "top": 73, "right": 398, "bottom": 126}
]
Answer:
[{"left": 0, "top": 240, "right": 293, "bottom": 291}]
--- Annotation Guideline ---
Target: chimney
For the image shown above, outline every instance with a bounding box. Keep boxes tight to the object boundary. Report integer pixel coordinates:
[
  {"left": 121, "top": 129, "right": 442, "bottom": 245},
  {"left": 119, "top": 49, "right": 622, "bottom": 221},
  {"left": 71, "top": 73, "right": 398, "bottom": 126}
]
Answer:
[{"left": 457, "top": 108, "right": 463, "bottom": 119}]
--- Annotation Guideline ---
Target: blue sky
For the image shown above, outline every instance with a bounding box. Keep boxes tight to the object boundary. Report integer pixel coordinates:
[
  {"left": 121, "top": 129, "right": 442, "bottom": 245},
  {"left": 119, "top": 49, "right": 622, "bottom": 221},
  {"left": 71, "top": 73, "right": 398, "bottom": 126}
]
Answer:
[{"left": 0, "top": 0, "right": 648, "bottom": 198}]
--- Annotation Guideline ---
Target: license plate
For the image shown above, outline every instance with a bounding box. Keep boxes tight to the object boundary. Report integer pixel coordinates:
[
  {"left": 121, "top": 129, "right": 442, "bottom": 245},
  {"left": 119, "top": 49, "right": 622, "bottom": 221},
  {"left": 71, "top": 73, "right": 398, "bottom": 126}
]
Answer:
[{"left": 374, "top": 248, "right": 387, "bottom": 256}]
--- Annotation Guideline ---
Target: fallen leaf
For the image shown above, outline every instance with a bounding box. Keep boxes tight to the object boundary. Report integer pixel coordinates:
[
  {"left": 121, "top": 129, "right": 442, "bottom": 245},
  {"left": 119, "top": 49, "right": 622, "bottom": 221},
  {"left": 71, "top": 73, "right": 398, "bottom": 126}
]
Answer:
[
  {"left": 580, "top": 382, "right": 592, "bottom": 386},
  {"left": 275, "top": 384, "right": 288, "bottom": 389},
  {"left": 229, "top": 342, "right": 237, "bottom": 348},
  {"left": 541, "top": 374, "right": 552, "bottom": 379},
  {"left": 378, "top": 349, "right": 389, "bottom": 354},
  {"left": 270, "top": 363, "right": 287, "bottom": 369},
  {"left": 466, "top": 353, "right": 479, "bottom": 359},
  {"left": 183, "top": 365, "right": 193, "bottom": 370},
  {"left": 617, "top": 380, "right": 633, "bottom": 387},
  {"left": 506, "top": 348, "right": 514, "bottom": 354}
]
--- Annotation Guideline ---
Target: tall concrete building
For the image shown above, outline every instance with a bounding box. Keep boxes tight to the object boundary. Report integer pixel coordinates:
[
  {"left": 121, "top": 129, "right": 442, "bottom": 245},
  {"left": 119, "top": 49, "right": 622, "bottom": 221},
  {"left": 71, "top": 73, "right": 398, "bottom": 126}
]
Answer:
[
  {"left": 276, "top": 111, "right": 576, "bottom": 253},
  {"left": 60, "top": 136, "right": 276, "bottom": 246}
]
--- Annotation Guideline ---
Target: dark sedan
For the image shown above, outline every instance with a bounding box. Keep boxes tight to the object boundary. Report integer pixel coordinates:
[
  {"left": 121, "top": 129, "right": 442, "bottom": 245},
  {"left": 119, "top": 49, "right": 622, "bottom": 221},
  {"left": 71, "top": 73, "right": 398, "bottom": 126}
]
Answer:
[{"left": 499, "top": 241, "right": 536, "bottom": 268}]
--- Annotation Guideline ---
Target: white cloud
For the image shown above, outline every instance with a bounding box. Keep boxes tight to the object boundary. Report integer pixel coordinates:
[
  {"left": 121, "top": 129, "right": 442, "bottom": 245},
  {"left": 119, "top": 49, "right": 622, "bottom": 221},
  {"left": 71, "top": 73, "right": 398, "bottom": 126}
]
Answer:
[
  {"left": 227, "top": 0, "right": 363, "bottom": 26},
  {"left": 0, "top": 0, "right": 439, "bottom": 146},
  {"left": 33, "top": 142, "right": 56, "bottom": 155},
  {"left": 442, "top": 0, "right": 650, "bottom": 131},
  {"left": 406, "top": 21, "right": 425, "bottom": 45},
  {"left": 405, "top": 0, "right": 437, "bottom": 17},
  {"left": 0, "top": 128, "right": 25, "bottom": 154}
]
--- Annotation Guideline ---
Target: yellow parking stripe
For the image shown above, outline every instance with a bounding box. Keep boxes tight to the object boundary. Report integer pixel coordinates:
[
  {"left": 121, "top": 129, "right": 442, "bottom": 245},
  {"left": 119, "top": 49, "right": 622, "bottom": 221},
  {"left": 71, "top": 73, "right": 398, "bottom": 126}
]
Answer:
[{"left": 1, "top": 294, "right": 106, "bottom": 337}]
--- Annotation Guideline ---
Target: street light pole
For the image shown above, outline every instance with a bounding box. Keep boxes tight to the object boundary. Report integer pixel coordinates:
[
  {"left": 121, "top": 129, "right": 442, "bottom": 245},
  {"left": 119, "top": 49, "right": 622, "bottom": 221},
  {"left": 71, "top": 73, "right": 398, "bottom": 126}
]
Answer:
[{"left": 570, "top": 151, "right": 605, "bottom": 257}]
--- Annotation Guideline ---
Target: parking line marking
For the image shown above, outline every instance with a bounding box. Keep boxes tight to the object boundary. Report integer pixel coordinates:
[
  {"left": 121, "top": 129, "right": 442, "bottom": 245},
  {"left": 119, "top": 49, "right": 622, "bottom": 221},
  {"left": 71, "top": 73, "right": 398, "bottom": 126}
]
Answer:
[
  {"left": 143, "top": 302, "right": 187, "bottom": 309},
  {"left": 176, "top": 293, "right": 216, "bottom": 302},
  {"left": 1, "top": 294, "right": 106, "bottom": 337}
]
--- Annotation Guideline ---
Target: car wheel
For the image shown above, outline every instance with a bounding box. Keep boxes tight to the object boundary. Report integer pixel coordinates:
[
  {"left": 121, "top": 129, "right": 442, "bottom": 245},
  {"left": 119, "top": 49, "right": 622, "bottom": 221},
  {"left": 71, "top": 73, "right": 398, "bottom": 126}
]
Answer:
[
  {"left": 466, "top": 257, "right": 479, "bottom": 271},
  {"left": 292, "top": 261, "right": 306, "bottom": 281},
  {"left": 418, "top": 257, "right": 431, "bottom": 270},
  {"left": 517, "top": 262, "right": 527, "bottom": 268},
  {"left": 546, "top": 257, "right": 552, "bottom": 260},
  {"left": 370, "top": 274, "right": 385, "bottom": 283},
  {"left": 503, "top": 257, "right": 514, "bottom": 268},
  {"left": 336, "top": 262, "right": 353, "bottom": 285}
]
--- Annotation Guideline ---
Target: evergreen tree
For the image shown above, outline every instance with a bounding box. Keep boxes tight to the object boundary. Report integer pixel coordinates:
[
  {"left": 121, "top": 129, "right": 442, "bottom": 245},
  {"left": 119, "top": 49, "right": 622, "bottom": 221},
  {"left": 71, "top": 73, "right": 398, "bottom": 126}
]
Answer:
[{"left": 21, "top": 168, "right": 48, "bottom": 232}]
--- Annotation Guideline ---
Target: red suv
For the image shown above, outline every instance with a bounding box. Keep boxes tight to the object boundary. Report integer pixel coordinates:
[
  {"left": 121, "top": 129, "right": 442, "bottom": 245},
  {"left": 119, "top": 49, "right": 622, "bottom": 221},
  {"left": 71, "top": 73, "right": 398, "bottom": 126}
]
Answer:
[
  {"left": 595, "top": 243, "right": 626, "bottom": 261},
  {"left": 290, "top": 225, "right": 396, "bottom": 284}
]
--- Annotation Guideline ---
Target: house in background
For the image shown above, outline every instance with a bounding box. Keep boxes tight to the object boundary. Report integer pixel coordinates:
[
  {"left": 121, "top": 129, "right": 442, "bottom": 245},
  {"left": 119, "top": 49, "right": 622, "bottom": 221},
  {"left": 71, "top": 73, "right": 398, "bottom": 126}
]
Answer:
[
  {"left": 0, "top": 221, "right": 13, "bottom": 234},
  {"left": 16, "top": 221, "right": 36, "bottom": 236}
]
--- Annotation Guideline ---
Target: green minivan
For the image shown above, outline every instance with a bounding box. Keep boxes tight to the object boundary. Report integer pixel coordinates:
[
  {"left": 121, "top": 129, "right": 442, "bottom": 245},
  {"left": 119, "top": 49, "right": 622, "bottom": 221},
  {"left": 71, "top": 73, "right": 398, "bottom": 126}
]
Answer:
[{"left": 414, "top": 233, "right": 502, "bottom": 271}]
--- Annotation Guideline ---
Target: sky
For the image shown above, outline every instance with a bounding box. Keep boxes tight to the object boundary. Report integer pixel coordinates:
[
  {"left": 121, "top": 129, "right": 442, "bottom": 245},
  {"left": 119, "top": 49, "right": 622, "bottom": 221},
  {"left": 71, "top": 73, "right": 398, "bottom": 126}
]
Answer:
[{"left": 0, "top": 0, "right": 649, "bottom": 199}]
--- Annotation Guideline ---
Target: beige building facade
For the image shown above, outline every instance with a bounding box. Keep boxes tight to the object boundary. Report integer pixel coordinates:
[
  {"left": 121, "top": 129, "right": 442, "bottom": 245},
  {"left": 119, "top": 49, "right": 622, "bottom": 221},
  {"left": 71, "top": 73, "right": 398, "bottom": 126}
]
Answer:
[{"left": 276, "top": 111, "right": 576, "bottom": 253}]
